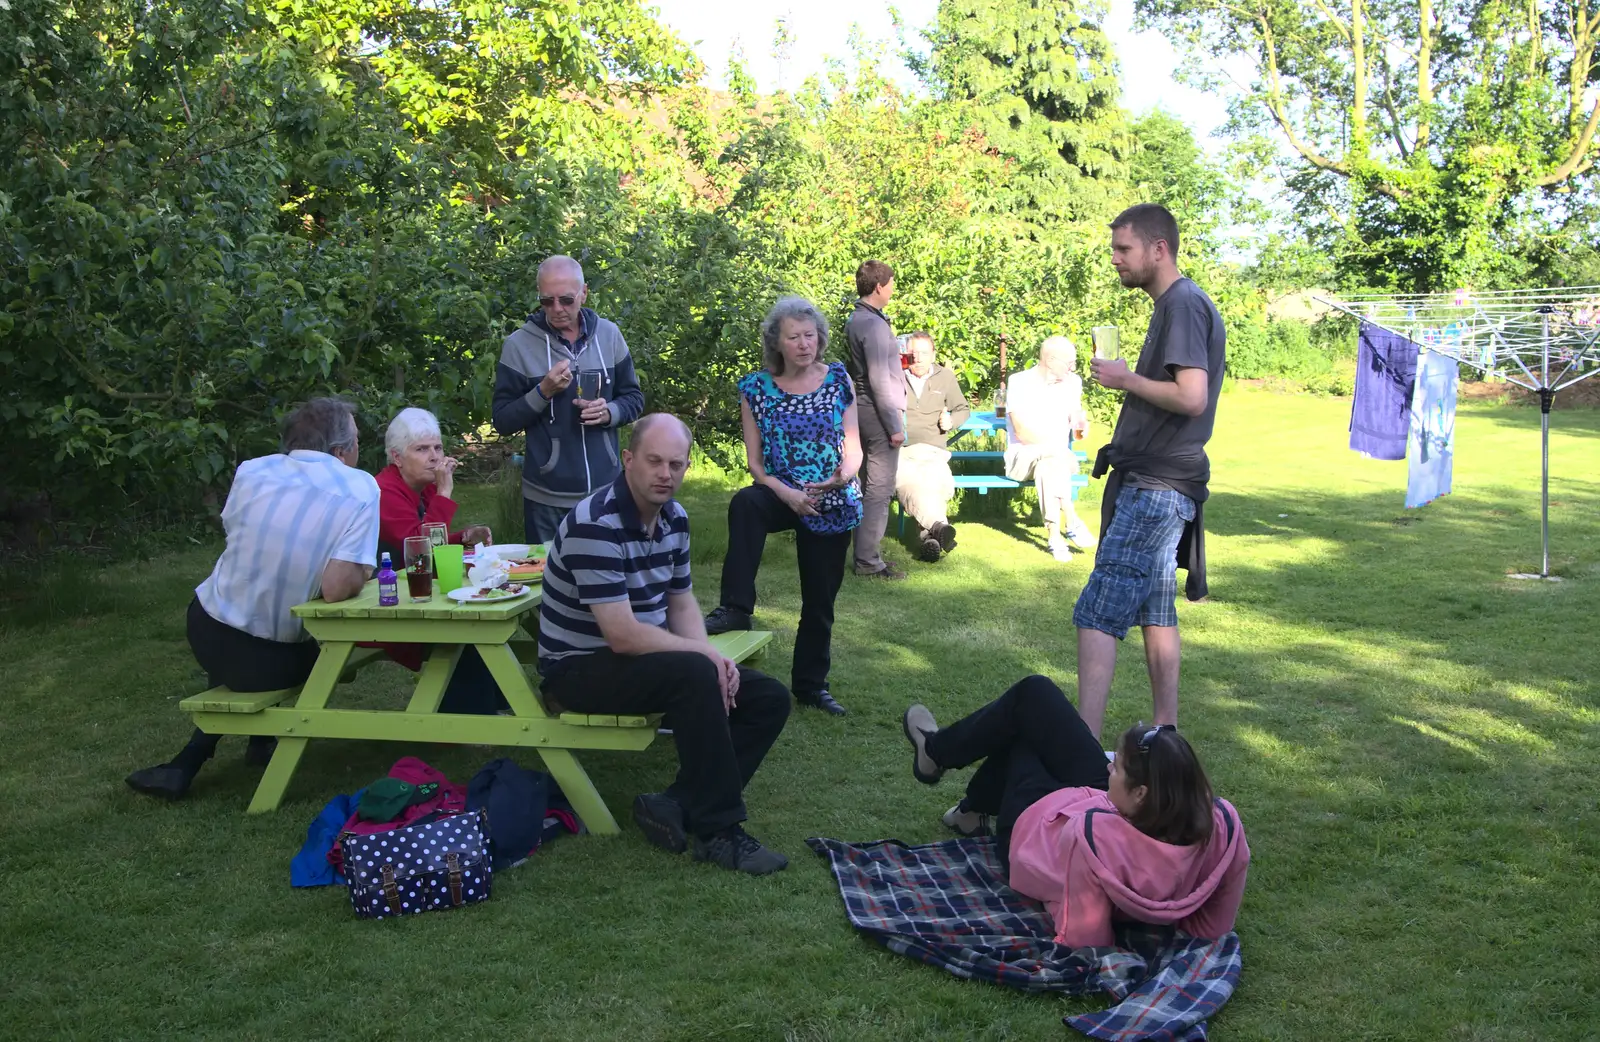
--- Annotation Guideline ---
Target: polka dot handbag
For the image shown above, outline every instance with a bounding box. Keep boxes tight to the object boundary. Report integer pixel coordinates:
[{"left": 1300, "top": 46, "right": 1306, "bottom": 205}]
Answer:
[{"left": 340, "top": 808, "right": 492, "bottom": 920}]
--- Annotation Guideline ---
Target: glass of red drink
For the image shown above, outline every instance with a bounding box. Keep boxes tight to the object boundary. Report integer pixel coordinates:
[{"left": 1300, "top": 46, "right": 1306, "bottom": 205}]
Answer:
[{"left": 403, "top": 536, "right": 434, "bottom": 602}]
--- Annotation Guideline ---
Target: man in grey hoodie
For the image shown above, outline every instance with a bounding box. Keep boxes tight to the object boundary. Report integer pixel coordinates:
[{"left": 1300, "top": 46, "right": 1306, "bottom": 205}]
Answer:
[{"left": 492, "top": 255, "right": 646, "bottom": 543}]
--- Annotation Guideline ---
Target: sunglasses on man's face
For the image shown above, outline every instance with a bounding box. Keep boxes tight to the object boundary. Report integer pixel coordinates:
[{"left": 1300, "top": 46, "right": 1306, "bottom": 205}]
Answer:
[
  {"left": 1137, "top": 723, "right": 1176, "bottom": 752},
  {"left": 539, "top": 294, "right": 578, "bottom": 308}
]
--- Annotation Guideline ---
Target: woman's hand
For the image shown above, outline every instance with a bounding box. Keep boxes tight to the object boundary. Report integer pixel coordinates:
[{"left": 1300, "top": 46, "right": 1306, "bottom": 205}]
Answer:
[
  {"left": 777, "top": 483, "right": 819, "bottom": 516},
  {"left": 435, "top": 456, "right": 460, "bottom": 498},
  {"left": 802, "top": 465, "right": 854, "bottom": 495}
]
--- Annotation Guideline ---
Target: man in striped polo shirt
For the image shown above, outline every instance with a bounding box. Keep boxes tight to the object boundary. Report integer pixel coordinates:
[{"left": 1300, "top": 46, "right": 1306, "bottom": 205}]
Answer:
[
  {"left": 127, "top": 398, "right": 379, "bottom": 800},
  {"left": 539, "top": 414, "right": 792, "bottom": 875}
]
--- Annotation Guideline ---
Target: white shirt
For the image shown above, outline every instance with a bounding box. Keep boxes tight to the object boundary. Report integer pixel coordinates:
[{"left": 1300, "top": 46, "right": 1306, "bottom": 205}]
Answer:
[
  {"left": 196, "top": 450, "right": 381, "bottom": 642},
  {"left": 1006, "top": 365, "right": 1084, "bottom": 447},
  {"left": 907, "top": 371, "right": 930, "bottom": 400}
]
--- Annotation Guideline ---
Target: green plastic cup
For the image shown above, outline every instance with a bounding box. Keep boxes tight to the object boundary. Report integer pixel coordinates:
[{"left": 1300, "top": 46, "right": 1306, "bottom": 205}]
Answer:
[{"left": 435, "top": 544, "right": 466, "bottom": 594}]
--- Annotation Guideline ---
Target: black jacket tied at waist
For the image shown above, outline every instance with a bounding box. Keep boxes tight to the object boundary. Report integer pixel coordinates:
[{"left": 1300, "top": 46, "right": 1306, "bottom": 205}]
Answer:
[{"left": 1091, "top": 445, "right": 1209, "bottom": 602}]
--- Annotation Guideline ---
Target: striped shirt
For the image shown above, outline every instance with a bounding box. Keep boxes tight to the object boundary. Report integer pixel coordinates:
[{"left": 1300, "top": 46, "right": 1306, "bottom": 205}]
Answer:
[
  {"left": 196, "top": 450, "right": 381, "bottom": 643},
  {"left": 537, "top": 475, "right": 693, "bottom": 676}
]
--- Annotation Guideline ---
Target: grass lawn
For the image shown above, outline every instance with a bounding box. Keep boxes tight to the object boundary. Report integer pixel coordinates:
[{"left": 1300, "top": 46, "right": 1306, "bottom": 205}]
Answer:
[{"left": 3, "top": 388, "right": 1598, "bottom": 1041}]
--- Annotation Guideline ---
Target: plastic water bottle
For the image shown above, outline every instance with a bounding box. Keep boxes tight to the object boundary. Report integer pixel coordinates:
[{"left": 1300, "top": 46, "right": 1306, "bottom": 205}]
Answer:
[{"left": 377, "top": 552, "right": 399, "bottom": 606}]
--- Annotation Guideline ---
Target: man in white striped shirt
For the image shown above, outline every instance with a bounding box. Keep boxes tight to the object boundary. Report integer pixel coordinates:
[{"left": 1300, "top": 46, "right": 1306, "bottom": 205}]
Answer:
[{"left": 127, "top": 398, "right": 379, "bottom": 801}]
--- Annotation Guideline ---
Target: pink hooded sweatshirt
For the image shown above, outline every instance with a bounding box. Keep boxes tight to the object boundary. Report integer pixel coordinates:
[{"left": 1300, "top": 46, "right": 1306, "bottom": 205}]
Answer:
[{"left": 1007, "top": 787, "right": 1250, "bottom": 949}]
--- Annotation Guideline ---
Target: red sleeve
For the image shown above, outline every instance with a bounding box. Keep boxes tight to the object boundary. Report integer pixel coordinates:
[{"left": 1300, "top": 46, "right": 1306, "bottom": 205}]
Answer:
[
  {"left": 1180, "top": 827, "right": 1251, "bottom": 940},
  {"left": 377, "top": 465, "right": 458, "bottom": 548}
]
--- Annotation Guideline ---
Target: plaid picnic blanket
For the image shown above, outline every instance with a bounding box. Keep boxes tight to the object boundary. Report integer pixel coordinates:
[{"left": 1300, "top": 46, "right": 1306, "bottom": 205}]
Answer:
[{"left": 807, "top": 835, "right": 1242, "bottom": 1041}]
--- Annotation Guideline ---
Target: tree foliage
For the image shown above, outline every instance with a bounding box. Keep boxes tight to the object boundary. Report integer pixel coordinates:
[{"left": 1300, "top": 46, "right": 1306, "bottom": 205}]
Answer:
[
  {"left": 0, "top": 0, "right": 1275, "bottom": 536},
  {"left": 1138, "top": 0, "right": 1600, "bottom": 289}
]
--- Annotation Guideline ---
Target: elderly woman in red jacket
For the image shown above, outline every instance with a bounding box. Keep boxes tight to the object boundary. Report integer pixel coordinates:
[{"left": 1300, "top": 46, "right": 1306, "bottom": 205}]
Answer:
[
  {"left": 376, "top": 407, "right": 493, "bottom": 562},
  {"left": 376, "top": 407, "right": 504, "bottom": 715}
]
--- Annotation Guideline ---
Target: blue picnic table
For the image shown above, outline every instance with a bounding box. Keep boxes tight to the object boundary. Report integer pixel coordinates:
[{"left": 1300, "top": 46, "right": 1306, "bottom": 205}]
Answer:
[{"left": 895, "top": 409, "right": 1089, "bottom": 535}]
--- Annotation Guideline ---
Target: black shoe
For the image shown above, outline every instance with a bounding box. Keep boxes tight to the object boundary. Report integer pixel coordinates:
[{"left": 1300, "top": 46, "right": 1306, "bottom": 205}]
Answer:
[
  {"left": 903, "top": 704, "right": 944, "bottom": 784},
  {"left": 633, "top": 792, "right": 688, "bottom": 854},
  {"left": 933, "top": 522, "right": 958, "bottom": 554},
  {"left": 692, "top": 824, "right": 788, "bottom": 875},
  {"left": 797, "top": 690, "right": 847, "bottom": 716},
  {"left": 245, "top": 736, "right": 278, "bottom": 767},
  {"left": 916, "top": 537, "right": 942, "bottom": 562},
  {"left": 125, "top": 764, "right": 194, "bottom": 801},
  {"left": 704, "top": 606, "right": 753, "bottom": 636},
  {"left": 854, "top": 561, "right": 906, "bottom": 580}
]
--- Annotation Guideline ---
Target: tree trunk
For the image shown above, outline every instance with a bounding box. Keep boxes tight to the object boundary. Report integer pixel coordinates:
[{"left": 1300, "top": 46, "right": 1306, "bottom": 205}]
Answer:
[{"left": 1417, "top": 0, "right": 1432, "bottom": 150}]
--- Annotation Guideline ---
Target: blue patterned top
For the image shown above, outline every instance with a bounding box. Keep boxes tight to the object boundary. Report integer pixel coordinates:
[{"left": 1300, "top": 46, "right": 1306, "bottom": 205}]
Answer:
[{"left": 738, "top": 361, "right": 863, "bottom": 535}]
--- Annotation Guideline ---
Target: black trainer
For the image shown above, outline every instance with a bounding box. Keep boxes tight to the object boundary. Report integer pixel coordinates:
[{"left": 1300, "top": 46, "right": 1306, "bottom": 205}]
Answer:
[
  {"left": 903, "top": 703, "right": 944, "bottom": 784},
  {"left": 692, "top": 824, "right": 789, "bottom": 875},
  {"left": 125, "top": 764, "right": 194, "bottom": 801},
  {"left": 704, "top": 606, "right": 753, "bottom": 635},
  {"left": 633, "top": 792, "right": 688, "bottom": 853}
]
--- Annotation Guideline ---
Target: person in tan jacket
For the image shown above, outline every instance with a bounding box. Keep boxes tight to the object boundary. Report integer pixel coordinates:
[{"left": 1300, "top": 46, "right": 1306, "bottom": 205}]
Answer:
[{"left": 895, "top": 333, "right": 971, "bottom": 562}]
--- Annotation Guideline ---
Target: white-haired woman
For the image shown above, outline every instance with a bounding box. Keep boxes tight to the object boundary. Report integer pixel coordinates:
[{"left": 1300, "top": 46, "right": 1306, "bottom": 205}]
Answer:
[
  {"left": 703, "top": 297, "right": 862, "bottom": 716},
  {"left": 375, "top": 407, "right": 493, "bottom": 562},
  {"left": 375, "top": 407, "right": 503, "bottom": 715}
]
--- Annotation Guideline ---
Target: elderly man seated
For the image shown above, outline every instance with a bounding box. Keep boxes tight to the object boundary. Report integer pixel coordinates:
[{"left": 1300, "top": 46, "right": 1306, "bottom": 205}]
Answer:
[
  {"left": 126, "top": 398, "right": 379, "bottom": 800},
  {"left": 894, "top": 332, "right": 971, "bottom": 562},
  {"left": 1005, "top": 335, "right": 1095, "bottom": 562},
  {"left": 538, "top": 414, "right": 792, "bottom": 875}
]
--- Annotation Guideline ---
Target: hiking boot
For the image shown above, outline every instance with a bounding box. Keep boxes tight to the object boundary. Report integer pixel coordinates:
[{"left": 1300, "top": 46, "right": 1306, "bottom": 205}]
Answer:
[
  {"left": 125, "top": 764, "right": 194, "bottom": 801},
  {"left": 942, "top": 803, "right": 991, "bottom": 837},
  {"left": 704, "top": 605, "right": 753, "bottom": 635},
  {"left": 633, "top": 792, "right": 688, "bottom": 854},
  {"left": 933, "top": 522, "right": 958, "bottom": 554},
  {"left": 692, "top": 825, "right": 788, "bottom": 875},
  {"left": 916, "top": 537, "right": 942, "bottom": 562},
  {"left": 854, "top": 560, "right": 906, "bottom": 580},
  {"left": 902, "top": 703, "right": 943, "bottom": 784}
]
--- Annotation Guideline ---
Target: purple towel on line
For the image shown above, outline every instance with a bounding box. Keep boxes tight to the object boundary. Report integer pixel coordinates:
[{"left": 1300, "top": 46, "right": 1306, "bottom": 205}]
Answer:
[{"left": 1350, "top": 323, "right": 1418, "bottom": 460}]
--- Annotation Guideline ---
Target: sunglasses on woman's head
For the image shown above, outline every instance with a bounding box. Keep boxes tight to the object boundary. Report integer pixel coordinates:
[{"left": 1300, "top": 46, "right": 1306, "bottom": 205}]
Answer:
[
  {"left": 539, "top": 294, "right": 578, "bottom": 308},
  {"left": 1137, "top": 723, "right": 1176, "bottom": 752}
]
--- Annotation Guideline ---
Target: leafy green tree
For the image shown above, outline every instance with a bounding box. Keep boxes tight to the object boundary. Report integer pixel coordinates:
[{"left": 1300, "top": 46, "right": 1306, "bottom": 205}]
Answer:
[
  {"left": 1137, "top": 0, "right": 1600, "bottom": 289},
  {"left": 923, "top": 0, "right": 1130, "bottom": 221}
]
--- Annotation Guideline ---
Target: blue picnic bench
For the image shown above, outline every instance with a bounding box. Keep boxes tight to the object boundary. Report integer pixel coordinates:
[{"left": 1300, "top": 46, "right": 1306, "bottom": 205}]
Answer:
[{"left": 895, "top": 410, "right": 1088, "bottom": 536}]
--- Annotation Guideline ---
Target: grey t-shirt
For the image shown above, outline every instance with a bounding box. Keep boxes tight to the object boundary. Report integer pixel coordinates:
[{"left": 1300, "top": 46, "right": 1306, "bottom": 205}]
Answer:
[{"left": 1106, "top": 277, "right": 1226, "bottom": 488}]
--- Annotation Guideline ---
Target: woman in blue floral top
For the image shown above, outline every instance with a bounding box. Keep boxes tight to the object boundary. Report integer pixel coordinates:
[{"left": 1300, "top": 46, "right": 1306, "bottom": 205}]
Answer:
[{"left": 704, "top": 297, "right": 863, "bottom": 715}]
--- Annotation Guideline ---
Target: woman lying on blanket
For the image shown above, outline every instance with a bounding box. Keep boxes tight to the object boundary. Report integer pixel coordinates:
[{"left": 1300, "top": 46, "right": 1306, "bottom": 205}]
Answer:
[{"left": 902, "top": 675, "right": 1249, "bottom": 949}]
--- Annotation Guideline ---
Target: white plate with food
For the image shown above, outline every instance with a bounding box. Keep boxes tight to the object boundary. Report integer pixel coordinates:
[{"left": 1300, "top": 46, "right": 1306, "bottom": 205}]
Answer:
[{"left": 446, "top": 583, "right": 532, "bottom": 603}]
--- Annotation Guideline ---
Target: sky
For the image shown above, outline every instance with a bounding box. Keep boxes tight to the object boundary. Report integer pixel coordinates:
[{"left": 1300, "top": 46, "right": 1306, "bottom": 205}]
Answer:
[{"left": 647, "top": 0, "right": 1238, "bottom": 146}]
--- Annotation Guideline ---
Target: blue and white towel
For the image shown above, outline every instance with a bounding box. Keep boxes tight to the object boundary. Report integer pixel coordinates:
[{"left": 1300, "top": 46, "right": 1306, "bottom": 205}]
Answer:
[{"left": 1406, "top": 349, "right": 1458, "bottom": 508}]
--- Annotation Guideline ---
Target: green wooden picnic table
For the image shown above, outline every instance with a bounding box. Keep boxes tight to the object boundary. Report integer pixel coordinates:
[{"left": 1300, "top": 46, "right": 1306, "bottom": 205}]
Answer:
[{"left": 182, "top": 577, "right": 771, "bottom": 835}]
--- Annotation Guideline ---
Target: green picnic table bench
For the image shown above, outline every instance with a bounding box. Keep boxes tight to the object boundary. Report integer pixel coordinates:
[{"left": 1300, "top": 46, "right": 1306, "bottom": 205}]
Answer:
[{"left": 181, "top": 577, "right": 771, "bottom": 835}]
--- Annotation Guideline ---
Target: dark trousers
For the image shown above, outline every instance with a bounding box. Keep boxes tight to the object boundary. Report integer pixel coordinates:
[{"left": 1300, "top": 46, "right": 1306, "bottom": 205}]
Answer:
[
  {"left": 541, "top": 650, "right": 791, "bottom": 835},
  {"left": 438, "top": 645, "right": 510, "bottom": 715},
  {"left": 183, "top": 598, "right": 321, "bottom": 761},
  {"left": 524, "top": 498, "right": 572, "bottom": 545},
  {"left": 717, "top": 484, "right": 851, "bottom": 697},
  {"left": 926, "top": 675, "right": 1110, "bottom": 871}
]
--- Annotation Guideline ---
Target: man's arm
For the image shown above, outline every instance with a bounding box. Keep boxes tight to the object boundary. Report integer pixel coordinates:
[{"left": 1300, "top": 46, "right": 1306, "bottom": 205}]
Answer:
[
  {"left": 1095, "top": 363, "right": 1209, "bottom": 417},
  {"left": 590, "top": 599, "right": 712, "bottom": 657},
  {"left": 665, "top": 588, "right": 711, "bottom": 644},
  {"left": 322, "top": 492, "right": 379, "bottom": 602},
  {"left": 862, "top": 321, "right": 906, "bottom": 435},
  {"left": 938, "top": 369, "right": 971, "bottom": 429},
  {"left": 491, "top": 339, "right": 552, "bottom": 437},
  {"left": 605, "top": 341, "right": 646, "bottom": 427},
  {"left": 320, "top": 559, "right": 369, "bottom": 602}
]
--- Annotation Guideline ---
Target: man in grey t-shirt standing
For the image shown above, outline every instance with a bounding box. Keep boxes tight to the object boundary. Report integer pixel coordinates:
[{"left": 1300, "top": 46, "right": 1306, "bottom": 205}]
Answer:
[
  {"left": 1074, "top": 204, "right": 1226, "bottom": 738},
  {"left": 844, "top": 259, "right": 907, "bottom": 579}
]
